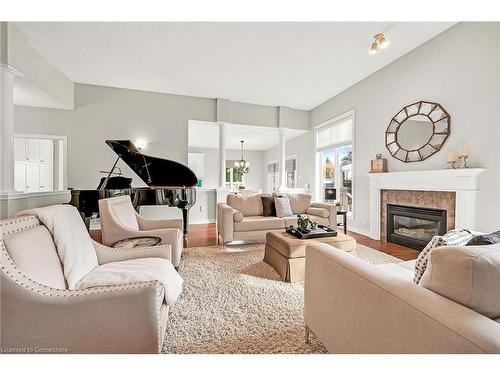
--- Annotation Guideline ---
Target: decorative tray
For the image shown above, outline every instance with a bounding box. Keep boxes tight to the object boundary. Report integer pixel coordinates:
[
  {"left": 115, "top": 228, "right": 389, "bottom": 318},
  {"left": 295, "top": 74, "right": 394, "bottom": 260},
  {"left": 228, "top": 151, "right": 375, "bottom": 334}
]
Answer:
[{"left": 286, "top": 224, "right": 337, "bottom": 239}]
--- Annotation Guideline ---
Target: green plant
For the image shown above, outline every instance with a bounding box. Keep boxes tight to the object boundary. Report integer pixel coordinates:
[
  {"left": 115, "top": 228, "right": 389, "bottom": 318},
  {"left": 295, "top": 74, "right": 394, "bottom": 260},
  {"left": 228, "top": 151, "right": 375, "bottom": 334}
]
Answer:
[{"left": 297, "top": 214, "right": 309, "bottom": 230}]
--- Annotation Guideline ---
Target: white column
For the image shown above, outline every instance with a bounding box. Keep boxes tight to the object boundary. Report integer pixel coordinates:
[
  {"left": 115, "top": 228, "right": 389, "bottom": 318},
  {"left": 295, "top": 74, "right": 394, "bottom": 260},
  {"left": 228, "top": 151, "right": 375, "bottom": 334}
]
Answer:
[
  {"left": 0, "top": 65, "right": 17, "bottom": 194},
  {"left": 278, "top": 128, "right": 286, "bottom": 191},
  {"left": 218, "top": 122, "right": 227, "bottom": 189}
]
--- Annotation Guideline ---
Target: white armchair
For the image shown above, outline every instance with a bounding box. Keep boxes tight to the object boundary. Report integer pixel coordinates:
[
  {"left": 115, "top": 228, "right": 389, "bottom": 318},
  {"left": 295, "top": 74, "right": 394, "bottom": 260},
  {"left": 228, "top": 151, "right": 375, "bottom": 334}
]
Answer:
[
  {"left": 99, "top": 195, "right": 183, "bottom": 267},
  {"left": 0, "top": 214, "right": 179, "bottom": 353}
]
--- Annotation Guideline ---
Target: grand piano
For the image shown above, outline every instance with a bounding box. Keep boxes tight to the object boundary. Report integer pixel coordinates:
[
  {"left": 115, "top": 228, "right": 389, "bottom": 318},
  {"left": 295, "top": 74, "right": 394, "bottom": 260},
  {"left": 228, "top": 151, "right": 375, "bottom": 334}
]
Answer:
[{"left": 69, "top": 140, "right": 197, "bottom": 243}]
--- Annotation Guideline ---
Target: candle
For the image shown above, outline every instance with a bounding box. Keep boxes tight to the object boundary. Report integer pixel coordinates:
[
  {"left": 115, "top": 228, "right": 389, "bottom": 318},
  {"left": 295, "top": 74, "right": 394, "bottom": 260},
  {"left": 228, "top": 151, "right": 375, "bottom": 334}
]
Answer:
[
  {"left": 459, "top": 144, "right": 468, "bottom": 157},
  {"left": 447, "top": 150, "right": 455, "bottom": 162}
]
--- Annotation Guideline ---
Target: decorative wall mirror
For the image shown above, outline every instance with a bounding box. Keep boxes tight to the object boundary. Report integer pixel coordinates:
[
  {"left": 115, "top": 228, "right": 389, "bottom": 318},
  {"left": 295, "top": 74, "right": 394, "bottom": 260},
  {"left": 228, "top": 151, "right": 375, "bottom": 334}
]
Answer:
[{"left": 385, "top": 101, "right": 450, "bottom": 163}]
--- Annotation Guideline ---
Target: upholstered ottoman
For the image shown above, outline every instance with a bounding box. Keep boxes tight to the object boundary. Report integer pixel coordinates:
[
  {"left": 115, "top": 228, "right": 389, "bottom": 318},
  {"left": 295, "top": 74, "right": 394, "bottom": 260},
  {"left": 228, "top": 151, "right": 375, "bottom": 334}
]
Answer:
[{"left": 264, "top": 231, "right": 357, "bottom": 282}]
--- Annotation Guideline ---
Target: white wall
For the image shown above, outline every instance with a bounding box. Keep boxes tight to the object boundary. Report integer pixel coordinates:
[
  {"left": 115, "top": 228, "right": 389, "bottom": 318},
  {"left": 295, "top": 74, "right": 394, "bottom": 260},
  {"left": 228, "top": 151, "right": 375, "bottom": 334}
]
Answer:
[
  {"left": 14, "top": 83, "right": 307, "bottom": 191},
  {"left": 264, "top": 131, "right": 315, "bottom": 191},
  {"left": 188, "top": 146, "right": 266, "bottom": 190},
  {"left": 226, "top": 102, "right": 309, "bottom": 130},
  {"left": 15, "top": 83, "right": 216, "bottom": 189},
  {"left": 310, "top": 22, "right": 500, "bottom": 233}
]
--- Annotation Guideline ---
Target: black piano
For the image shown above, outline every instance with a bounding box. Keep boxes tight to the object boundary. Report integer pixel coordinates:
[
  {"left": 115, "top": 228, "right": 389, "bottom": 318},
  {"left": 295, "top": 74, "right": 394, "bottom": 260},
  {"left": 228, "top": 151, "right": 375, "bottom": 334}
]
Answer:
[{"left": 69, "top": 140, "right": 197, "bottom": 243}]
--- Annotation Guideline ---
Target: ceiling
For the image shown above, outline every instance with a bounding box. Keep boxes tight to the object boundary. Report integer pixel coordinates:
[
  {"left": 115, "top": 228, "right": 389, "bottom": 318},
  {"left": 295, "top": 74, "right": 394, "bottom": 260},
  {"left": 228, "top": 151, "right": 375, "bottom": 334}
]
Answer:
[
  {"left": 15, "top": 22, "right": 455, "bottom": 110},
  {"left": 188, "top": 121, "right": 307, "bottom": 151},
  {"left": 13, "top": 76, "right": 70, "bottom": 109}
]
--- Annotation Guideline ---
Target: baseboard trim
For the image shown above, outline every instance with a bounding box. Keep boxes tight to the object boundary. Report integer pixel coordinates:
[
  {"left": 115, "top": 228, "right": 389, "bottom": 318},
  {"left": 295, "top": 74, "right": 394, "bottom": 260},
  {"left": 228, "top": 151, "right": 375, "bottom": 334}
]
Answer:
[
  {"left": 190, "top": 219, "right": 216, "bottom": 225},
  {"left": 347, "top": 225, "right": 374, "bottom": 238}
]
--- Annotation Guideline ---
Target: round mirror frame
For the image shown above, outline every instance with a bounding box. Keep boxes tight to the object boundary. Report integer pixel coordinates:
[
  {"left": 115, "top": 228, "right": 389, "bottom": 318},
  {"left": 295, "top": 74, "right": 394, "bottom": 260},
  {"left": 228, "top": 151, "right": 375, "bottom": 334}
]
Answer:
[{"left": 385, "top": 100, "right": 451, "bottom": 163}]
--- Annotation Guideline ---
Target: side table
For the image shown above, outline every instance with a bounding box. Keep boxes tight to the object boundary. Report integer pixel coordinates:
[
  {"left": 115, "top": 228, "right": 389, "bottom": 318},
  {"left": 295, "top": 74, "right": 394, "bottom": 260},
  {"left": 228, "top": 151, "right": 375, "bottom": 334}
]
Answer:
[{"left": 337, "top": 211, "right": 348, "bottom": 234}]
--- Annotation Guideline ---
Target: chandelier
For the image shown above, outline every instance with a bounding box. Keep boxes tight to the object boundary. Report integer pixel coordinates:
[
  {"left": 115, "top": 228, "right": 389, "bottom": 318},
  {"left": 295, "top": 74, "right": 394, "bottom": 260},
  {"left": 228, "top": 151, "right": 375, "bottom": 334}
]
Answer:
[{"left": 234, "top": 140, "right": 250, "bottom": 174}]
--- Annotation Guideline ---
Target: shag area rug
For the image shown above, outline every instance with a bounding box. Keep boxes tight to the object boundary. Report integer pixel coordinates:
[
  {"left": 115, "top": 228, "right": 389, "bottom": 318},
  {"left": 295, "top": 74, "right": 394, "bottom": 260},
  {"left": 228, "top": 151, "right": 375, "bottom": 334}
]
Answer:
[{"left": 163, "top": 243, "right": 399, "bottom": 354}]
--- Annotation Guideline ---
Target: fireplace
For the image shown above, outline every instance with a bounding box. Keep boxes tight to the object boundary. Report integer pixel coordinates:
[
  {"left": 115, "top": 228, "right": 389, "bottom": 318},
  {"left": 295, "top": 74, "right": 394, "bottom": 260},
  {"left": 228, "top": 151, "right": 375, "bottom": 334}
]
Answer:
[{"left": 387, "top": 204, "right": 447, "bottom": 251}]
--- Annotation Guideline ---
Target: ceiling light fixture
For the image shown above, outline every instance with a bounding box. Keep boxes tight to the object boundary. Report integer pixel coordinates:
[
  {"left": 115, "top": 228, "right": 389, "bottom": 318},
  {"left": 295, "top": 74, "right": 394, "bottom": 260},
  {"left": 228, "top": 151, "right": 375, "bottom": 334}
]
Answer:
[
  {"left": 134, "top": 139, "right": 147, "bottom": 150},
  {"left": 234, "top": 140, "right": 250, "bottom": 174},
  {"left": 369, "top": 33, "right": 389, "bottom": 54}
]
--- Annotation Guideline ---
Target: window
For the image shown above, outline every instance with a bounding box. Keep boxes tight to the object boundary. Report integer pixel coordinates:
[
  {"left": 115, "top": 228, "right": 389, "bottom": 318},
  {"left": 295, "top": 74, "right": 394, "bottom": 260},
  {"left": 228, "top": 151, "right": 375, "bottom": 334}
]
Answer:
[
  {"left": 226, "top": 160, "right": 243, "bottom": 190},
  {"left": 285, "top": 157, "right": 297, "bottom": 189},
  {"left": 315, "top": 111, "right": 354, "bottom": 217}
]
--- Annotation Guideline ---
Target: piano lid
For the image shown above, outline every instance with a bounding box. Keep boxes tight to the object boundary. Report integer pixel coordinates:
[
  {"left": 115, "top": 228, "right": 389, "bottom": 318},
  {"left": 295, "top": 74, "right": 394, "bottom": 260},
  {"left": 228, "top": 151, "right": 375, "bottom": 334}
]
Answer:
[{"left": 105, "top": 140, "right": 198, "bottom": 188}]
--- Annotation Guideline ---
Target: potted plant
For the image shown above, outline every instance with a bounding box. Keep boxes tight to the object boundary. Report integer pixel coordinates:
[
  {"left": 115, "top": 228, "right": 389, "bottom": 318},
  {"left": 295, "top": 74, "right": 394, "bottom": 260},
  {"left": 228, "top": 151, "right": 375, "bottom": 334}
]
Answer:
[{"left": 296, "top": 214, "right": 318, "bottom": 231}]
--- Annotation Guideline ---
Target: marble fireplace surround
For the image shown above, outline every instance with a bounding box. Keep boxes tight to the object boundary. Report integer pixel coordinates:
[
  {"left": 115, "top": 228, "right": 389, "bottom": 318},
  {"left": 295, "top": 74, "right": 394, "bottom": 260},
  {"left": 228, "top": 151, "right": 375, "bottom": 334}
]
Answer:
[
  {"left": 368, "top": 169, "right": 485, "bottom": 240},
  {"left": 380, "top": 190, "right": 455, "bottom": 242}
]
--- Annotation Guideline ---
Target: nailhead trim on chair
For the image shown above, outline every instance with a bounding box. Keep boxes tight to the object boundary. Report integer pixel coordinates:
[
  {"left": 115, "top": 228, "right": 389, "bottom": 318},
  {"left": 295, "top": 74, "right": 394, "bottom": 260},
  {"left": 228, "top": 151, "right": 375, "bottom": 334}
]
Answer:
[{"left": 0, "top": 215, "right": 40, "bottom": 237}]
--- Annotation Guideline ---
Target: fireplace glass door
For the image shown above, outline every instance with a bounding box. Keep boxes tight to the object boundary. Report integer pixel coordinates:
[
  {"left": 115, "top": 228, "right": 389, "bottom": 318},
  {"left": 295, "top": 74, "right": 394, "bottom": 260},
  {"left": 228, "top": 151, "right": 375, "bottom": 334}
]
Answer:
[
  {"left": 387, "top": 204, "right": 447, "bottom": 250},
  {"left": 393, "top": 216, "right": 439, "bottom": 242}
]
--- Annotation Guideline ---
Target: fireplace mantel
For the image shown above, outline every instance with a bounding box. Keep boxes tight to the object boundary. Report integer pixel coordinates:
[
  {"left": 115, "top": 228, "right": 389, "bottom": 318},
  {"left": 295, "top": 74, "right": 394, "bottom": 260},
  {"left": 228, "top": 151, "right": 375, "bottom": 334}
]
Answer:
[{"left": 368, "top": 168, "right": 485, "bottom": 240}]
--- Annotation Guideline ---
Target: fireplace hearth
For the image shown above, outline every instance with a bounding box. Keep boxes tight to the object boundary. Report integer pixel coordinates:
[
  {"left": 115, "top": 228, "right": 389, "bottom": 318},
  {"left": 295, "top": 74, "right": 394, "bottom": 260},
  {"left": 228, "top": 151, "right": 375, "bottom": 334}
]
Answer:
[{"left": 387, "top": 204, "right": 447, "bottom": 251}]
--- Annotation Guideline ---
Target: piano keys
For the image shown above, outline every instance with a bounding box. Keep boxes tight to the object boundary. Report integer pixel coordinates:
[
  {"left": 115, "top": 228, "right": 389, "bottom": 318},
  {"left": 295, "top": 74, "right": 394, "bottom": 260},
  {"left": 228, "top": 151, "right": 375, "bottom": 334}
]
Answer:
[{"left": 69, "top": 140, "right": 197, "bottom": 244}]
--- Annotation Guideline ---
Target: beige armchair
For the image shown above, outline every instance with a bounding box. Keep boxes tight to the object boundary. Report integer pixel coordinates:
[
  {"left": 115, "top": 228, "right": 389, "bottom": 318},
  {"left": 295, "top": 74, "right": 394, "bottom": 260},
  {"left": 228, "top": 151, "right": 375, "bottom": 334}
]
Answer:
[
  {"left": 0, "top": 214, "right": 176, "bottom": 353},
  {"left": 99, "top": 195, "right": 183, "bottom": 267}
]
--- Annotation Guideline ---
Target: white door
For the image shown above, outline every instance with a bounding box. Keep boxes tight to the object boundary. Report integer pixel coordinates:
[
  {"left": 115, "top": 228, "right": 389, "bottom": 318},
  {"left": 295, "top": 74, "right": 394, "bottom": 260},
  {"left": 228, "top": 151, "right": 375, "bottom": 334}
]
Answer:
[
  {"left": 39, "top": 140, "right": 53, "bottom": 164},
  {"left": 26, "top": 164, "right": 40, "bottom": 193},
  {"left": 39, "top": 164, "right": 53, "bottom": 192},
  {"left": 14, "top": 138, "right": 27, "bottom": 161},
  {"left": 27, "top": 139, "right": 41, "bottom": 162},
  {"left": 14, "top": 162, "right": 27, "bottom": 192}
]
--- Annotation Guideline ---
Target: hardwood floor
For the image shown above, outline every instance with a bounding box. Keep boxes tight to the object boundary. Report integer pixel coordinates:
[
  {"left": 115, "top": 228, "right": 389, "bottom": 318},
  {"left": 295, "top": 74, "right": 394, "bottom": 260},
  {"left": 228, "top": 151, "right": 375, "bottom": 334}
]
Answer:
[
  {"left": 346, "top": 230, "right": 419, "bottom": 261},
  {"left": 188, "top": 223, "right": 419, "bottom": 261},
  {"left": 186, "top": 223, "right": 218, "bottom": 248},
  {"left": 92, "top": 223, "right": 419, "bottom": 261}
]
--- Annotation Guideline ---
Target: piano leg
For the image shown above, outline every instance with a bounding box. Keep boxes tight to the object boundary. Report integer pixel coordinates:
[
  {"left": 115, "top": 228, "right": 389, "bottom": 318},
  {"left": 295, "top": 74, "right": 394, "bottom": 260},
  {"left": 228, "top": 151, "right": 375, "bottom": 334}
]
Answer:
[{"left": 182, "top": 207, "right": 189, "bottom": 248}]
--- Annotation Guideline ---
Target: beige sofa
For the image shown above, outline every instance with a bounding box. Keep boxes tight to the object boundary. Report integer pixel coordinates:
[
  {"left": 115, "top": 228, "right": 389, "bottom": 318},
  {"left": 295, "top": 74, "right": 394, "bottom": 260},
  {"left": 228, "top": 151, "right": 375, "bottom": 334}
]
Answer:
[
  {"left": 0, "top": 214, "right": 176, "bottom": 353},
  {"left": 304, "top": 242, "right": 500, "bottom": 353},
  {"left": 217, "top": 193, "right": 337, "bottom": 244}
]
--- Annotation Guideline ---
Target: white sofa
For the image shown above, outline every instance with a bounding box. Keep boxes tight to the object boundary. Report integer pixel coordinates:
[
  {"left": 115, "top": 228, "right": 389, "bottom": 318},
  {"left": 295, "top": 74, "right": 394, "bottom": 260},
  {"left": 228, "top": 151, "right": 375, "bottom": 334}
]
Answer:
[
  {"left": 304, "top": 242, "right": 500, "bottom": 353},
  {"left": 217, "top": 193, "right": 337, "bottom": 244}
]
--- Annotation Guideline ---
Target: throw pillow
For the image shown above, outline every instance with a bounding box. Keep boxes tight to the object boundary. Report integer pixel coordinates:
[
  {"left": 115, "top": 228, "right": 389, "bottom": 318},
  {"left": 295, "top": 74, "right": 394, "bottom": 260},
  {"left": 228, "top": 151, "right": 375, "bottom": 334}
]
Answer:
[
  {"left": 466, "top": 230, "right": 500, "bottom": 246},
  {"left": 261, "top": 195, "right": 276, "bottom": 217},
  {"left": 274, "top": 197, "right": 293, "bottom": 218},
  {"left": 233, "top": 211, "right": 243, "bottom": 222},
  {"left": 420, "top": 243, "right": 500, "bottom": 319},
  {"left": 413, "top": 229, "right": 472, "bottom": 284}
]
